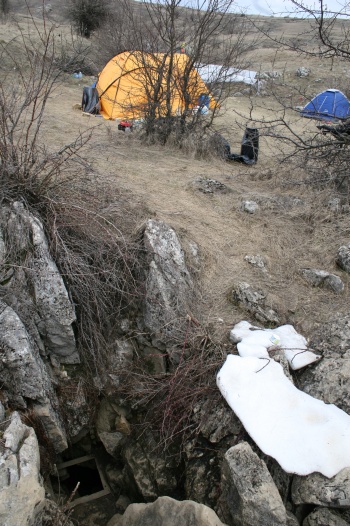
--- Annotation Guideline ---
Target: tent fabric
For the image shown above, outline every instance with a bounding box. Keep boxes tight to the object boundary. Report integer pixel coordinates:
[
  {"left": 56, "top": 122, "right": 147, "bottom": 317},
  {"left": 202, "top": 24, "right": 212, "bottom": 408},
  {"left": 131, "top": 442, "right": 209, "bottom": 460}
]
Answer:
[
  {"left": 96, "top": 51, "right": 215, "bottom": 120},
  {"left": 81, "top": 87, "right": 100, "bottom": 114},
  {"left": 301, "top": 89, "right": 350, "bottom": 122}
]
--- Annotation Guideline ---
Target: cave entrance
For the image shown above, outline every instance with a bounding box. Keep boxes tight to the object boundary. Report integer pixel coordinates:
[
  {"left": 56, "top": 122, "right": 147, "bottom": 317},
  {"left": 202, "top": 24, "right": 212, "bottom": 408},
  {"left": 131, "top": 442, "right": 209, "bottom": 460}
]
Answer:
[{"left": 53, "top": 454, "right": 110, "bottom": 508}]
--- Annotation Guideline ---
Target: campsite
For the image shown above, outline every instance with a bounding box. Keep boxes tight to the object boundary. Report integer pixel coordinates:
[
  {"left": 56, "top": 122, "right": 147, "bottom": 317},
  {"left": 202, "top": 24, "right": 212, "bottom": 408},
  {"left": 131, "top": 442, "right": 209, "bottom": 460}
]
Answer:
[{"left": 1, "top": 1, "right": 350, "bottom": 525}]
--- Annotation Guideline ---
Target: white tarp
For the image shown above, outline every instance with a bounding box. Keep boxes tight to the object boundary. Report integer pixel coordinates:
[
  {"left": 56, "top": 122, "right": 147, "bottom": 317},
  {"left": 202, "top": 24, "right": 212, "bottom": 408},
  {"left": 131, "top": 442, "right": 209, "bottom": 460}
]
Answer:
[
  {"left": 197, "top": 64, "right": 257, "bottom": 85},
  {"left": 217, "top": 354, "right": 350, "bottom": 478}
]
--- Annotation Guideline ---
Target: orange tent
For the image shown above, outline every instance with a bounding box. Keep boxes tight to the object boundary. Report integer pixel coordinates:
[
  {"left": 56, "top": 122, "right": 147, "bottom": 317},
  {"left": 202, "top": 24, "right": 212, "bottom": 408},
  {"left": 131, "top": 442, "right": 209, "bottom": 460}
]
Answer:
[{"left": 96, "top": 51, "right": 215, "bottom": 120}]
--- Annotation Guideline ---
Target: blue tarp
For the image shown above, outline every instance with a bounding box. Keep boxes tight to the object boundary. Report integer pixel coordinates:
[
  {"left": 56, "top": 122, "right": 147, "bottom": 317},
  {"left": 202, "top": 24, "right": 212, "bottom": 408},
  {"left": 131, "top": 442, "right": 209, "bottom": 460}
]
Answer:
[{"left": 301, "top": 89, "right": 350, "bottom": 122}]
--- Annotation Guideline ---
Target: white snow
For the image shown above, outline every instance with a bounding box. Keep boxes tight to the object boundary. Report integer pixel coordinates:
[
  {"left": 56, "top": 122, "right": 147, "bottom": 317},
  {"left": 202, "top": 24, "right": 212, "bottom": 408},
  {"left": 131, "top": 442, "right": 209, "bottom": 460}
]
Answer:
[
  {"left": 217, "top": 354, "right": 350, "bottom": 477},
  {"left": 230, "top": 320, "right": 321, "bottom": 370},
  {"left": 197, "top": 64, "right": 257, "bottom": 85}
]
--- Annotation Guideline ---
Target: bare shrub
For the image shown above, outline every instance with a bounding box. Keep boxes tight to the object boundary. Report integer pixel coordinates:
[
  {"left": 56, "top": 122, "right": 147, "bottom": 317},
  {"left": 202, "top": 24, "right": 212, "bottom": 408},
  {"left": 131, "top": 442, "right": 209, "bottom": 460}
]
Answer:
[
  {"left": 67, "top": 0, "right": 111, "bottom": 38},
  {"left": 0, "top": 11, "right": 143, "bottom": 380},
  {"left": 117, "top": 316, "right": 227, "bottom": 451}
]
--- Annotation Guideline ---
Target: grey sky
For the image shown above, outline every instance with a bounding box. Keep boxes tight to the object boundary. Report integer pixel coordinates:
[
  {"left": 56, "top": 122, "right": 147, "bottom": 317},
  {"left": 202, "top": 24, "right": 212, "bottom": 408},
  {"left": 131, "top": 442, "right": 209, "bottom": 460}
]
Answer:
[{"left": 234, "top": 0, "right": 350, "bottom": 16}]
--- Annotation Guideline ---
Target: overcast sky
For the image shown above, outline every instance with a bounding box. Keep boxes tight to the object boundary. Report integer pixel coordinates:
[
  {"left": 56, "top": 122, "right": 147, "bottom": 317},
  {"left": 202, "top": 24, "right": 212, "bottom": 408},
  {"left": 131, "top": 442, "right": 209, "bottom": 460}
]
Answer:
[{"left": 234, "top": 0, "right": 349, "bottom": 16}]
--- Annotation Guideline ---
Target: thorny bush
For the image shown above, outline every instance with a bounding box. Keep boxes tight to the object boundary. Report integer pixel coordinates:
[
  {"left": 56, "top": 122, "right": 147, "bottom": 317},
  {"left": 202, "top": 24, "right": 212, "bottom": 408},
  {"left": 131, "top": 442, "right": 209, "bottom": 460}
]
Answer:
[{"left": 0, "top": 14, "right": 142, "bottom": 378}]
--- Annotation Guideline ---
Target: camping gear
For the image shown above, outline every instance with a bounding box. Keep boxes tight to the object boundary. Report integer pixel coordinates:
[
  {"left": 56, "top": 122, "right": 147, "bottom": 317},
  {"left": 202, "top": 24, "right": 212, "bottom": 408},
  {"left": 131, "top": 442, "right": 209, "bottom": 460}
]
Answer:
[
  {"left": 118, "top": 120, "right": 133, "bottom": 132},
  {"left": 81, "top": 87, "right": 100, "bottom": 115},
  {"left": 301, "top": 89, "right": 350, "bottom": 122},
  {"left": 226, "top": 127, "right": 259, "bottom": 165},
  {"left": 96, "top": 51, "right": 215, "bottom": 120},
  {"left": 240, "top": 127, "right": 259, "bottom": 163}
]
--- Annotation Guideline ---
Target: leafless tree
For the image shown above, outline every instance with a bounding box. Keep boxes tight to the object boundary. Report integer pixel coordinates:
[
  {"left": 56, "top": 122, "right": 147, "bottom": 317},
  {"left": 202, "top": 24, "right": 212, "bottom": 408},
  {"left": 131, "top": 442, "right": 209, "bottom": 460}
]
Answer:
[
  {"left": 249, "top": 0, "right": 350, "bottom": 194},
  {"left": 67, "top": 0, "right": 111, "bottom": 38},
  {"left": 96, "top": 0, "right": 258, "bottom": 146}
]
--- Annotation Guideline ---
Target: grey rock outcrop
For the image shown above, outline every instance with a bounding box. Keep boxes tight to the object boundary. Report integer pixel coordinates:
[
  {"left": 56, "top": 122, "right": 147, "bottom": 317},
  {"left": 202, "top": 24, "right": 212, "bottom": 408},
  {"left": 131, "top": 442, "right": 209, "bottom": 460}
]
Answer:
[
  {"left": 303, "top": 508, "right": 350, "bottom": 526},
  {"left": 337, "top": 244, "right": 350, "bottom": 273},
  {"left": 299, "top": 315, "right": 350, "bottom": 414},
  {"left": 123, "top": 433, "right": 177, "bottom": 500},
  {"left": 192, "top": 397, "right": 242, "bottom": 444},
  {"left": 243, "top": 194, "right": 303, "bottom": 211},
  {"left": 143, "top": 219, "right": 193, "bottom": 348},
  {"left": 231, "top": 282, "right": 280, "bottom": 325},
  {"left": 192, "top": 177, "right": 231, "bottom": 194},
  {"left": 292, "top": 468, "right": 350, "bottom": 507},
  {"left": 1, "top": 202, "right": 78, "bottom": 364},
  {"left": 0, "top": 301, "right": 67, "bottom": 451},
  {"left": 0, "top": 412, "right": 45, "bottom": 526},
  {"left": 300, "top": 268, "right": 344, "bottom": 293},
  {"left": 109, "top": 496, "right": 227, "bottom": 526},
  {"left": 244, "top": 254, "right": 267, "bottom": 272},
  {"left": 221, "top": 442, "right": 287, "bottom": 526},
  {"left": 296, "top": 67, "right": 311, "bottom": 77},
  {"left": 241, "top": 200, "right": 259, "bottom": 214}
]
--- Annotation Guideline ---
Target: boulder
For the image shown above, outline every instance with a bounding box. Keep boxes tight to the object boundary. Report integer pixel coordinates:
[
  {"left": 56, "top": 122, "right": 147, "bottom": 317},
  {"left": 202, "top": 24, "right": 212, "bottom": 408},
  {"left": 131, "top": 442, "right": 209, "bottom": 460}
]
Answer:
[
  {"left": 185, "top": 455, "right": 222, "bottom": 507},
  {"left": 231, "top": 282, "right": 280, "bottom": 325},
  {"left": 123, "top": 433, "right": 177, "bottom": 500},
  {"left": 337, "top": 244, "right": 350, "bottom": 273},
  {"left": 296, "top": 67, "right": 311, "bottom": 77},
  {"left": 192, "top": 397, "right": 242, "bottom": 444},
  {"left": 241, "top": 200, "right": 259, "bottom": 214},
  {"left": 303, "top": 508, "right": 350, "bottom": 526},
  {"left": 0, "top": 301, "right": 67, "bottom": 452},
  {"left": 221, "top": 442, "right": 287, "bottom": 526},
  {"left": 0, "top": 412, "right": 45, "bottom": 526},
  {"left": 292, "top": 468, "right": 350, "bottom": 507},
  {"left": 300, "top": 268, "right": 344, "bottom": 293},
  {"left": 109, "top": 496, "right": 227, "bottom": 526},
  {"left": 299, "top": 314, "right": 350, "bottom": 415},
  {"left": 1, "top": 202, "right": 78, "bottom": 364},
  {"left": 192, "top": 177, "right": 231, "bottom": 194},
  {"left": 143, "top": 219, "right": 193, "bottom": 348},
  {"left": 244, "top": 254, "right": 267, "bottom": 272},
  {"left": 243, "top": 195, "right": 304, "bottom": 211}
]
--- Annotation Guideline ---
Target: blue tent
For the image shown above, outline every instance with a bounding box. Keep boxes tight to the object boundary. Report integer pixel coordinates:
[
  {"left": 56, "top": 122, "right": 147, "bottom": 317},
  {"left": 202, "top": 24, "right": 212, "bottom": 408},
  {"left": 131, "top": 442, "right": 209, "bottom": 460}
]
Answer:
[{"left": 301, "top": 89, "right": 350, "bottom": 122}]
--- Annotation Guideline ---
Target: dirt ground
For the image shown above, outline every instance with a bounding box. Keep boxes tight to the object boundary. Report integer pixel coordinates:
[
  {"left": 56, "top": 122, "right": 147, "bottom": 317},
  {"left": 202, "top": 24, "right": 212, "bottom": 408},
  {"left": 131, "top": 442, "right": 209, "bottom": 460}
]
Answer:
[{"left": 1, "top": 9, "right": 350, "bottom": 343}]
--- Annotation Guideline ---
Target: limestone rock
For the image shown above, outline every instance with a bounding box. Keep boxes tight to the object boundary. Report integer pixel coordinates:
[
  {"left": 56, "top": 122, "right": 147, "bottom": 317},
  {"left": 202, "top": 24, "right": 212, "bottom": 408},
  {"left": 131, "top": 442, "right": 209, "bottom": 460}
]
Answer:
[
  {"left": 110, "top": 496, "right": 227, "bottom": 526},
  {"left": 300, "top": 268, "right": 344, "bottom": 293},
  {"left": 0, "top": 301, "right": 48, "bottom": 403},
  {"left": 0, "top": 301, "right": 67, "bottom": 451},
  {"left": 261, "top": 70, "right": 281, "bottom": 79},
  {"left": 241, "top": 200, "right": 259, "bottom": 214},
  {"left": 299, "top": 315, "right": 350, "bottom": 414},
  {"left": 296, "top": 67, "right": 311, "bottom": 77},
  {"left": 244, "top": 194, "right": 304, "bottom": 211},
  {"left": 287, "top": 511, "right": 300, "bottom": 525},
  {"left": 303, "top": 508, "right": 350, "bottom": 526},
  {"left": 1, "top": 202, "right": 78, "bottom": 364},
  {"left": 244, "top": 254, "right": 267, "bottom": 272},
  {"left": 185, "top": 456, "right": 221, "bottom": 507},
  {"left": 231, "top": 282, "right": 280, "bottom": 325},
  {"left": 0, "top": 412, "right": 45, "bottom": 526},
  {"left": 143, "top": 220, "right": 193, "bottom": 348},
  {"left": 123, "top": 433, "right": 177, "bottom": 500},
  {"left": 337, "top": 244, "right": 350, "bottom": 274},
  {"left": 192, "top": 397, "right": 242, "bottom": 443},
  {"left": 292, "top": 468, "right": 350, "bottom": 507},
  {"left": 192, "top": 177, "right": 231, "bottom": 194},
  {"left": 221, "top": 442, "right": 287, "bottom": 526},
  {"left": 99, "top": 431, "right": 124, "bottom": 458}
]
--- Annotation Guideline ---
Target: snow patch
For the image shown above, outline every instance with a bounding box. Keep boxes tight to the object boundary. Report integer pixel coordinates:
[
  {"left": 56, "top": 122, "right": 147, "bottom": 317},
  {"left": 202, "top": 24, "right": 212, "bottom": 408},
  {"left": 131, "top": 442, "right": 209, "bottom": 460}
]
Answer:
[
  {"left": 230, "top": 320, "right": 321, "bottom": 370},
  {"left": 217, "top": 354, "right": 350, "bottom": 477}
]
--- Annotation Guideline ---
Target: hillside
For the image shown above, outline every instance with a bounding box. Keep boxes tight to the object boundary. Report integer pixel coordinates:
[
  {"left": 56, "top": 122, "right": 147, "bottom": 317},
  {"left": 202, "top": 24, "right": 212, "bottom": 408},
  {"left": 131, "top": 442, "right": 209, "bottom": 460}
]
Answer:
[{"left": 1, "top": 3, "right": 350, "bottom": 526}]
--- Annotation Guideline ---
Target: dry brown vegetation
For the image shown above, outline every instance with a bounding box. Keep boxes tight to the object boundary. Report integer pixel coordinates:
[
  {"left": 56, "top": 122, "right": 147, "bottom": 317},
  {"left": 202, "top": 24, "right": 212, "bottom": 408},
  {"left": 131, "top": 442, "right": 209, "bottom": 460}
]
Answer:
[{"left": 1, "top": 2, "right": 350, "bottom": 343}]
